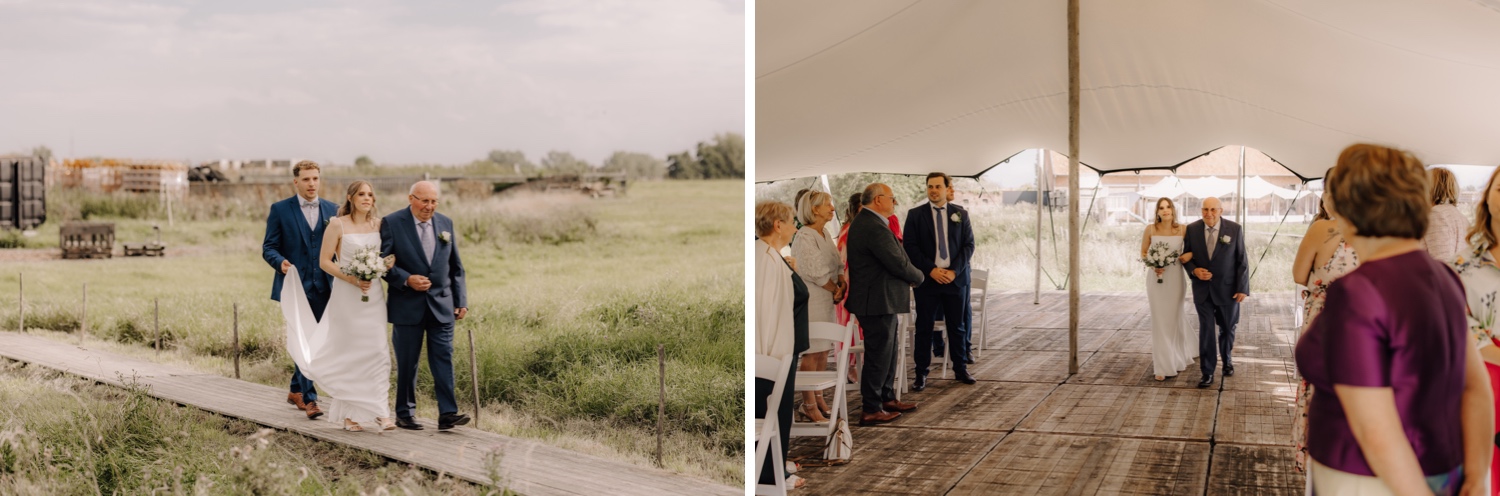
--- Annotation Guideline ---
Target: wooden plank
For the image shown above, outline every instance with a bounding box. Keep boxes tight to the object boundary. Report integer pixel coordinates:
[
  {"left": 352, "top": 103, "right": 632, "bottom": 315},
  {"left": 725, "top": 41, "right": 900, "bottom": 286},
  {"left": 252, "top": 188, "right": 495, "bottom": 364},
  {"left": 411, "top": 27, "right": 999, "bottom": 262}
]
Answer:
[
  {"left": 883, "top": 381, "right": 1055, "bottom": 432},
  {"left": 1098, "top": 330, "right": 1156, "bottom": 355},
  {"left": 950, "top": 432, "right": 1209, "bottom": 495},
  {"left": 0, "top": 332, "right": 736, "bottom": 496},
  {"left": 990, "top": 327, "right": 1117, "bottom": 352},
  {"left": 1066, "top": 352, "right": 1205, "bottom": 388},
  {"left": 787, "top": 427, "right": 1006, "bottom": 496},
  {"left": 965, "top": 351, "right": 1093, "bottom": 384},
  {"left": 1013, "top": 310, "right": 1141, "bottom": 331},
  {"left": 1214, "top": 389, "right": 1297, "bottom": 446},
  {"left": 1207, "top": 444, "right": 1305, "bottom": 495},
  {"left": 1016, "top": 384, "right": 1218, "bottom": 441},
  {"left": 1220, "top": 356, "right": 1295, "bottom": 391}
]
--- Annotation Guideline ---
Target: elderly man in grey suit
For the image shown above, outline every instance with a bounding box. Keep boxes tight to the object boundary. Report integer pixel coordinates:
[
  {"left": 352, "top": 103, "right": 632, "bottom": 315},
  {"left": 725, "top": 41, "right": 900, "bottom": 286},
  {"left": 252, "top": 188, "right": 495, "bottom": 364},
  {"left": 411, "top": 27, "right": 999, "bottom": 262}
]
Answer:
[{"left": 846, "top": 183, "right": 925, "bottom": 425}]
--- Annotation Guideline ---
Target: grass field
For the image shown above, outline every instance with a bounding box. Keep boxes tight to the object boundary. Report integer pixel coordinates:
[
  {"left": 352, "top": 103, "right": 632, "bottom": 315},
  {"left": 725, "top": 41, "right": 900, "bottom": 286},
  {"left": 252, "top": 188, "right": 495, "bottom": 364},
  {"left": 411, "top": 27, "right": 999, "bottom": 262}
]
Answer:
[{"left": 0, "top": 179, "right": 745, "bottom": 486}]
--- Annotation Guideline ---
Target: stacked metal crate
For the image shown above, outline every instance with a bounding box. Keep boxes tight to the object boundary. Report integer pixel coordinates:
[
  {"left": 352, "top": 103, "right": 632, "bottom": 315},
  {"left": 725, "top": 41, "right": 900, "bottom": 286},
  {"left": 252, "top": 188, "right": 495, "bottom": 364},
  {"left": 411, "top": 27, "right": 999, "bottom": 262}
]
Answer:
[{"left": 0, "top": 155, "right": 47, "bottom": 230}]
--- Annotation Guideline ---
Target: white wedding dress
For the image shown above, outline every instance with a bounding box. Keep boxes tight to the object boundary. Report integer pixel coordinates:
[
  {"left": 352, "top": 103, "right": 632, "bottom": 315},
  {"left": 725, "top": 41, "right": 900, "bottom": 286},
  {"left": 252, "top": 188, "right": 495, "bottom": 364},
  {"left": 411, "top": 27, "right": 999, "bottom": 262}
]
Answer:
[
  {"left": 1146, "top": 235, "right": 1194, "bottom": 378},
  {"left": 281, "top": 231, "right": 391, "bottom": 427}
]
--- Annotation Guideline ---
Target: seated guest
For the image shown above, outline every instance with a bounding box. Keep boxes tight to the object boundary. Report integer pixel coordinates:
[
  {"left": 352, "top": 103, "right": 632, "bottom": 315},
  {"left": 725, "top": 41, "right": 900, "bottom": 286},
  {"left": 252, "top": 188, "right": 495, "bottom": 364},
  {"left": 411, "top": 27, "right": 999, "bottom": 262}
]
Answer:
[
  {"left": 754, "top": 200, "right": 809, "bottom": 490},
  {"left": 1421, "top": 167, "right": 1469, "bottom": 263},
  {"left": 1296, "top": 143, "right": 1490, "bottom": 495},
  {"left": 1452, "top": 164, "right": 1500, "bottom": 496}
]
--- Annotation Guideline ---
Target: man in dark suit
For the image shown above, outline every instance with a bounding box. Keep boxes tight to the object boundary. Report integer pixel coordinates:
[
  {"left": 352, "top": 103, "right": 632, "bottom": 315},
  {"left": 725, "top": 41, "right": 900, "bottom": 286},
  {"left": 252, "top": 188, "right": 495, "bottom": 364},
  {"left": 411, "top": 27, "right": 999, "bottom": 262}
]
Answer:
[
  {"left": 903, "top": 173, "right": 978, "bottom": 390},
  {"left": 1181, "top": 197, "right": 1249, "bottom": 388},
  {"left": 381, "top": 181, "right": 470, "bottom": 431},
  {"left": 847, "top": 183, "right": 925, "bottom": 425},
  {"left": 261, "top": 160, "right": 338, "bottom": 420}
]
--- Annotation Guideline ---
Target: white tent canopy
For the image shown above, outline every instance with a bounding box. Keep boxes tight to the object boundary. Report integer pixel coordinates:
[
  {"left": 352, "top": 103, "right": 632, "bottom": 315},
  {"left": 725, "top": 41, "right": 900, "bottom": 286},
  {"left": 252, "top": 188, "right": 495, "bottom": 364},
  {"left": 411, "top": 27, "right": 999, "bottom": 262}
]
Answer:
[
  {"left": 1135, "top": 176, "right": 1184, "bottom": 199},
  {"left": 756, "top": 0, "right": 1500, "bottom": 182}
]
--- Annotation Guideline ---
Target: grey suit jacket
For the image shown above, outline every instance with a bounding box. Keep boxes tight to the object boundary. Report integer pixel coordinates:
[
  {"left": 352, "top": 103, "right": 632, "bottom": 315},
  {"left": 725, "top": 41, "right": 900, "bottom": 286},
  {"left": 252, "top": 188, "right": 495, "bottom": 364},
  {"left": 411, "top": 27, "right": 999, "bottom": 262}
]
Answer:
[{"left": 846, "top": 208, "right": 924, "bottom": 316}]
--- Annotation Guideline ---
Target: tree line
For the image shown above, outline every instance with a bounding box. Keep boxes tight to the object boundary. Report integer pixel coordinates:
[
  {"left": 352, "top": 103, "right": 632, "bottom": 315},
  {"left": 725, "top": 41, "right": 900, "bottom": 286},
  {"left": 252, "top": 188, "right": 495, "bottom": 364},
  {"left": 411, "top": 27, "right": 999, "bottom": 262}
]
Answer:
[{"left": 350, "top": 132, "right": 743, "bottom": 181}]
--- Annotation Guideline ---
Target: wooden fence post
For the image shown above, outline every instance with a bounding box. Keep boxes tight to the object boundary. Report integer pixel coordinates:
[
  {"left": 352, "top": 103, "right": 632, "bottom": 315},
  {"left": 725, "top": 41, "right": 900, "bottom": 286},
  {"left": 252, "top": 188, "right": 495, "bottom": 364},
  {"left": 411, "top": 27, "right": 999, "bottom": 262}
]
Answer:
[
  {"left": 80, "top": 282, "right": 87, "bottom": 345},
  {"left": 657, "top": 343, "right": 665, "bottom": 469},
  {"left": 17, "top": 272, "right": 23, "bottom": 333},
  {"left": 467, "top": 328, "right": 480, "bottom": 425},
  {"left": 232, "top": 302, "right": 240, "bottom": 379},
  {"left": 154, "top": 299, "right": 160, "bottom": 355}
]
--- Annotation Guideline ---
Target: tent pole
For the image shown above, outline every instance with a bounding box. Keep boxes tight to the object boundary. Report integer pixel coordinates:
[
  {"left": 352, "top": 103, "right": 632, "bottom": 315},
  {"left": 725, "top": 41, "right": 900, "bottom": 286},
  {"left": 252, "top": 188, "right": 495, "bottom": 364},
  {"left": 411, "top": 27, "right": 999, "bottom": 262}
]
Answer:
[
  {"left": 1035, "top": 150, "right": 1043, "bottom": 305},
  {"left": 1067, "top": 0, "right": 1081, "bottom": 375},
  {"left": 1238, "top": 146, "right": 1247, "bottom": 222}
]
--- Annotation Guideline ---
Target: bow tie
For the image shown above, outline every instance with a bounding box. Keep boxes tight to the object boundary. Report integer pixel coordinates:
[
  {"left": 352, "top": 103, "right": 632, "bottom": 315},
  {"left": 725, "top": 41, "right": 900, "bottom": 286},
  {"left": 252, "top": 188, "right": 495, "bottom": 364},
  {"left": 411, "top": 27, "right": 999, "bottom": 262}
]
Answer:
[{"left": 301, "top": 200, "right": 318, "bottom": 208}]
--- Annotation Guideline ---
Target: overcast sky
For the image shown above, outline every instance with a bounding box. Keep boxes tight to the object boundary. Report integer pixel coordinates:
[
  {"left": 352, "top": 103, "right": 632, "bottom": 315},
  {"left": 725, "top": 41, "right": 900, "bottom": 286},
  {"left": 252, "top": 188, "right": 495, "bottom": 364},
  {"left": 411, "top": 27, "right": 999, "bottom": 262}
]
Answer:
[{"left": 0, "top": 0, "right": 744, "bottom": 166}]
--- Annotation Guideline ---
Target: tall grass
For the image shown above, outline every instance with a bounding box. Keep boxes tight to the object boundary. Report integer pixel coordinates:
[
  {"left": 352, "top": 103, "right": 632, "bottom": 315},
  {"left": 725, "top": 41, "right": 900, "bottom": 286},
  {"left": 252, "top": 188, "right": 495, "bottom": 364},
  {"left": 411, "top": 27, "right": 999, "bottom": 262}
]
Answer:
[
  {"left": 0, "top": 180, "right": 745, "bottom": 485},
  {"left": 0, "top": 360, "right": 505, "bottom": 494}
]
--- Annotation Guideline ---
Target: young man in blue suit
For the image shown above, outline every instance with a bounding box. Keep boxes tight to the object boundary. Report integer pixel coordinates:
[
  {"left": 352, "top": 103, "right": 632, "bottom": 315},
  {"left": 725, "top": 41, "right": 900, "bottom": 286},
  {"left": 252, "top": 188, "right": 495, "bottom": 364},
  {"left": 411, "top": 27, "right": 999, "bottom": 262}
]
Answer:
[
  {"left": 381, "top": 181, "right": 470, "bottom": 431},
  {"left": 903, "top": 172, "right": 978, "bottom": 391},
  {"left": 1181, "top": 197, "right": 1250, "bottom": 388},
  {"left": 262, "top": 161, "right": 338, "bottom": 419}
]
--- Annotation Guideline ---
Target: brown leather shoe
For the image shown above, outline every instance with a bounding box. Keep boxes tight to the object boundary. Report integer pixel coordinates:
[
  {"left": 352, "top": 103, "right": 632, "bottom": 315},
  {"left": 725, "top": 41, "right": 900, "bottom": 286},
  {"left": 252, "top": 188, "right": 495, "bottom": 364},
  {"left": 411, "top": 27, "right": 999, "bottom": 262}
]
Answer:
[
  {"left": 882, "top": 400, "right": 918, "bottom": 412},
  {"left": 304, "top": 401, "right": 325, "bottom": 420},
  {"left": 287, "top": 392, "right": 307, "bottom": 411},
  {"left": 860, "top": 410, "right": 900, "bottom": 426}
]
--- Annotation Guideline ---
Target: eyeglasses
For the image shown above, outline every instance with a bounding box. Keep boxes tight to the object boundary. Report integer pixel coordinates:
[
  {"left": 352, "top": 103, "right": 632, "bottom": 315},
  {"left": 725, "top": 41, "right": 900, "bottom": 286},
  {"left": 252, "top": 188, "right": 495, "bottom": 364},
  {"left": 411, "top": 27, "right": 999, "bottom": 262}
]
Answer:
[{"left": 877, "top": 194, "right": 899, "bottom": 205}]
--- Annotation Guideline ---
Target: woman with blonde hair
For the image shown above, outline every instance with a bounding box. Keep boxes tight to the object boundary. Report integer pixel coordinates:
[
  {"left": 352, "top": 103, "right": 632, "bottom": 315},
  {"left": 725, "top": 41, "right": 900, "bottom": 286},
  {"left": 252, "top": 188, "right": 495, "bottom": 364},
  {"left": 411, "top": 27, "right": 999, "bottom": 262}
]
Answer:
[
  {"left": 1452, "top": 165, "right": 1500, "bottom": 495},
  {"left": 1296, "top": 144, "right": 1490, "bottom": 495},
  {"left": 1138, "top": 196, "right": 1194, "bottom": 381},
  {"left": 754, "top": 200, "right": 809, "bottom": 490},
  {"left": 1423, "top": 167, "right": 1470, "bottom": 263},
  {"left": 792, "top": 191, "right": 842, "bottom": 422}
]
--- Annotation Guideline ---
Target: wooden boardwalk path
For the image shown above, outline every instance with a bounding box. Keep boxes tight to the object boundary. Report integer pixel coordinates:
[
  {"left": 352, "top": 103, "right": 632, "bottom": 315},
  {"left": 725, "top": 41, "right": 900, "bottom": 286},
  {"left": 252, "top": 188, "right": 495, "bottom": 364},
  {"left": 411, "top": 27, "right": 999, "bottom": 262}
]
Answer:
[
  {"left": 0, "top": 331, "right": 739, "bottom": 496},
  {"left": 790, "top": 291, "right": 1304, "bottom": 495}
]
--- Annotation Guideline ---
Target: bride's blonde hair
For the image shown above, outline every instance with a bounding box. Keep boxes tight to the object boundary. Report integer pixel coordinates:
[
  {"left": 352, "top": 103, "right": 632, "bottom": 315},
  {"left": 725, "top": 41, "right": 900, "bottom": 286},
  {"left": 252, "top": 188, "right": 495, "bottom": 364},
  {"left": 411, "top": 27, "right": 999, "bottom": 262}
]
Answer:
[
  {"left": 1153, "top": 197, "right": 1180, "bottom": 227},
  {"left": 339, "top": 181, "right": 376, "bottom": 219}
]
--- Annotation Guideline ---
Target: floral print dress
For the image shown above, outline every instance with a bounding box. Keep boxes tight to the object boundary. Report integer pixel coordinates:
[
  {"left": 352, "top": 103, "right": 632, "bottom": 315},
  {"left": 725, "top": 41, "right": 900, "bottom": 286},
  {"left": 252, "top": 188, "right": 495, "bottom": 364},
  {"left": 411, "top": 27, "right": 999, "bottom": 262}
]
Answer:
[{"left": 1293, "top": 238, "right": 1358, "bottom": 472}]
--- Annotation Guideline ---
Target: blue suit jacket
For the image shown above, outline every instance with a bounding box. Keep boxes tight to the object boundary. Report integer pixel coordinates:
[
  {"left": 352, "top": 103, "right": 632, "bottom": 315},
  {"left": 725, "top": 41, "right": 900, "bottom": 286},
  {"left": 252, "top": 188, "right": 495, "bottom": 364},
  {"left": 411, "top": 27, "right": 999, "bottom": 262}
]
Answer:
[
  {"left": 1181, "top": 219, "right": 1250, "bottom": 306},
  {"left": 381, "top": 207, "right": 467, "bottom": 325},
  {"left": 263, "top": 196, "right": 338, "bottom": 301},
  {"left": 902, "top": 202, "right": 976, "bottom": 295}
]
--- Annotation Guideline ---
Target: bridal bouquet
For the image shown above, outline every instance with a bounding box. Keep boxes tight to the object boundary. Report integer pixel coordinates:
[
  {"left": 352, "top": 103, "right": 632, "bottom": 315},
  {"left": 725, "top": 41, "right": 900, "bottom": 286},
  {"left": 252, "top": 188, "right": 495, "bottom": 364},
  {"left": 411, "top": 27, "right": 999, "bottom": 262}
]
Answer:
[
  {"left": 1142, "top": 241, "right": 1180, "bottom": 284},
  {"left": 341, "top": 246, "right": 393, "bottom": 302}
]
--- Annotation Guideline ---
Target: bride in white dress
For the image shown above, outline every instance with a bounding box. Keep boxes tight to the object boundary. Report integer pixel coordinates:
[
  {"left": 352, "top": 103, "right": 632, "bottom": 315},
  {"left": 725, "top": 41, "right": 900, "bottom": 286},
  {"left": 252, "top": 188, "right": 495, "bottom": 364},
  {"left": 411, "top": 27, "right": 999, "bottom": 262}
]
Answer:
[
  {"left": 1140, "top": 197, "right": 1195, "bottom": 381},
  {"left": 281, "top": 180, "right": 395, "bottom": 432}
]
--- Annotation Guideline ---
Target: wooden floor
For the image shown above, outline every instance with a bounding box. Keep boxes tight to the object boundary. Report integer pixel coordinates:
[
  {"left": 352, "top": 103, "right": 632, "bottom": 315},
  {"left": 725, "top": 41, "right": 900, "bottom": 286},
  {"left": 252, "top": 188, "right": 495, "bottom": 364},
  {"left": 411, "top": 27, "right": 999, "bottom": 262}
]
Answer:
[
  {"left": 790, "top": 291, "right": 1304, "bottom": 495},
  {"left": 0, "top": 331, "right": 738, "bottom": 496}
]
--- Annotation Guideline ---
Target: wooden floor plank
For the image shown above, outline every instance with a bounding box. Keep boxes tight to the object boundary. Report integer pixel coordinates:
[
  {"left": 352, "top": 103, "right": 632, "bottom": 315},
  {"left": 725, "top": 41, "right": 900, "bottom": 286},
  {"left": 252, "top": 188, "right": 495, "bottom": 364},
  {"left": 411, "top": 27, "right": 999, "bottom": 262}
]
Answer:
[
  {"left": 951, "top": 432, "right": 1210, "bottom": 496},
  {"left": 787, "top": 427, "right": 1006, "bottom": 496},
  {"left": 1207, "top": 444, "right": 1306, "bottom": 495},
  {"left": 1016, "top": 384, "right": 1219, "bottom": 441},
  {"left": 1215, "top": 389, "right": 1298, "bottom": 446},
  {"left": 0, "top": 332, "right": 736, "bottom": 496}
]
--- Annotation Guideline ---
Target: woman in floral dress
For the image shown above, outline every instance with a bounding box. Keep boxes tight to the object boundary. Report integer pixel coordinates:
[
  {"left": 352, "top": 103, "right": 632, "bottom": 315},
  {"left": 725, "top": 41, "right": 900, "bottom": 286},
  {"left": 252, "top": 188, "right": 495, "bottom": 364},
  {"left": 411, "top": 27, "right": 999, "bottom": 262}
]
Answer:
[
  {"left": 1453, "top": 166, "right": 1500, "bottom": 496},
  {"left": 1289, "top": 195, "right": 1358, "bottom": 490}
]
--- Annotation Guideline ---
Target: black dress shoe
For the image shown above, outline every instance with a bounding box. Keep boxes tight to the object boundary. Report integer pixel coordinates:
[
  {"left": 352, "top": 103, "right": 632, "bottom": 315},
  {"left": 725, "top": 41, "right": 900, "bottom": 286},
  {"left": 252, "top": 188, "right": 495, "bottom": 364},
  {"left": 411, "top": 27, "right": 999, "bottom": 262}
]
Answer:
[
  {"left": 1223, "top": 365, "right": 1235, "bottom": 377},
  {"left": 395, "top": 417, "right": 424, "bottom": 430},
  {"left": 438, "top": 412, "right": 471, "bottom": 430},
  {"left": 1197, "top": 375, "right": 1214, "bottom": 388},
  {"left": 957, "top": 372, "right": 977, "bottom": 385},
  {"left": 932, "top": 346, "right": 945, "bottom": 358},
  {"left": 912, "top": 375, "right": 928, "bottom": 392},
  {"left": 964, "top": 357, "right": 975, "bottom": 365}
]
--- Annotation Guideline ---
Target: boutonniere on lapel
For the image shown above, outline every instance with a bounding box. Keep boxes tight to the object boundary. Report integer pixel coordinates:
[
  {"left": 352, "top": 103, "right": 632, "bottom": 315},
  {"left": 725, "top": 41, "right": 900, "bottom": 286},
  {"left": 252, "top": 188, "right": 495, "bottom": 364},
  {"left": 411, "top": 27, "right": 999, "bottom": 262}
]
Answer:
[
  {"left": 950, "top": 212, "right": 961, "bottom": 223},
  {"left": 1220, "top": 235, "right": 1232, "bottom": 244},
  {"left": 439, "top": 231, "right": 451, "bottom": 244}
]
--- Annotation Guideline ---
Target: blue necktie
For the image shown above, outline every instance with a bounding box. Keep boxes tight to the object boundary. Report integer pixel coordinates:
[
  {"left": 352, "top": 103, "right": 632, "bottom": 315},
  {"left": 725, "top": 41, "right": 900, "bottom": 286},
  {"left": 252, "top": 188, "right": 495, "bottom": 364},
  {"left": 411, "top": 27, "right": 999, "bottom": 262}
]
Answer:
[{"left": 936, "top": 207, "right": 948, "bottom": 259}]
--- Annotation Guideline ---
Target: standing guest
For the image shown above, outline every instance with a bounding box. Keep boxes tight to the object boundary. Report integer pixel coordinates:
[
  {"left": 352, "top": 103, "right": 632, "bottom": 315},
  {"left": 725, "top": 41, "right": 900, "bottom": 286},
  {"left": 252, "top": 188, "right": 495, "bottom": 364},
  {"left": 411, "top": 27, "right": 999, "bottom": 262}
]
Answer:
[
  {"left": 793, "top": 189, "right": 811, "bottom": 229},
  {"left": 1452, "top": 165, "right": 1500, "bottom": 496},
  {"left": 1289, "top": 194, "right": 1358, "bottom": 480},
  {"left": 1182, "top": 197, "right": 1249, "bottom": 388},
  {"left": 948, "top": 186, "right": 976, "bottom": 365},
  {"left": 1423, "top": 167, "right": 1469, "bottom": 263},
  {"left": 846, "top": 183, "right": 924, "bottom": 425},
  {"left": 903, "top": 173, "right": 977, "bottom": 391},
  {"left": 1296, "top": 143, "right": 1490, "bottom": 495},
  {"left": 261, "top": 160, "right": 338, "bottom": 421},
  {"left": 754, "top": 200, "right": 808, "bottom": 490},
  {"left": 792, "top": 191, "right": 843, "bottom": 423}
]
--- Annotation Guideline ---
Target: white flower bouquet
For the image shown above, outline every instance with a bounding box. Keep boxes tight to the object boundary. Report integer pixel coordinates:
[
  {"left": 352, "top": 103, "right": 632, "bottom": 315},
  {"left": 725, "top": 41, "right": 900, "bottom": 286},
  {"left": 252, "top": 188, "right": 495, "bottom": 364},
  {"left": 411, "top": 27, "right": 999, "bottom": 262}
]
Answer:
[
  {"left": 341, "top": 245, "right": 393, "bottom": 302},
  {"left": 1142, "top": 241, "right": 1180, "bottom": 284}
]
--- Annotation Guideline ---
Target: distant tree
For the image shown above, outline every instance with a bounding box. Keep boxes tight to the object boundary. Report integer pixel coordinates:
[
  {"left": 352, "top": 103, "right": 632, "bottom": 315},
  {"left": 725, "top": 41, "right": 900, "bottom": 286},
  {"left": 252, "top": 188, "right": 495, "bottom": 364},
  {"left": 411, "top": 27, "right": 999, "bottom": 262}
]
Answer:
[
  {"left": 602, "top": 151, "right": 665, "bottom": 181},
  {"left": 541, "top": 151, "right": 591, "bottom": 176},
  {"left": 487, "top": 149, "right": 537, "bottom": 176},
  {"left": 32, "top": 145, "right": 52, "bottom": 164},
  {"left": 695, "top": 133, "right": 744, "bottom": 179},
  {"left": 354, "top": 155, "right": 374, "bottom": 168},
  {"left": 667, "top": 151, "right": 701, "bottom": 180}
]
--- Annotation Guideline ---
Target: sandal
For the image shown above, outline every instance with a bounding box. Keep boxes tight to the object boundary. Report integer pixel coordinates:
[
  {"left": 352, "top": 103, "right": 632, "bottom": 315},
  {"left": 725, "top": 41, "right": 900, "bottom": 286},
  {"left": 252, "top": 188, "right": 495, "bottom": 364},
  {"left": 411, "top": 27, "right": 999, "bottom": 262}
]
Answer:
[
  {"left": 343, "top": 419, "right": 364, "bottom": 432},
  {"left": 376, "top": 417, "right": 396, "bottom": 431},
  {"left": 787, "top": 474, "right": 806, "bottom": 490},
  {"left": 785, "top": 460, "right": 799, "bottom": 474},
  {"left": 797, "top": 404, "right": 828, "bottom": 423}
]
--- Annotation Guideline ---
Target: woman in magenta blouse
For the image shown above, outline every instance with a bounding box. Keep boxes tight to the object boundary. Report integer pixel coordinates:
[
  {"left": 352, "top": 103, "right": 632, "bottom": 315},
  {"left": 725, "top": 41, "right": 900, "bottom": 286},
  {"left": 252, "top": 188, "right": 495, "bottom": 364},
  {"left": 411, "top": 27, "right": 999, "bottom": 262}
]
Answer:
[{"left": 1296, "top": 143, "right": 1492, "bottom": 495}]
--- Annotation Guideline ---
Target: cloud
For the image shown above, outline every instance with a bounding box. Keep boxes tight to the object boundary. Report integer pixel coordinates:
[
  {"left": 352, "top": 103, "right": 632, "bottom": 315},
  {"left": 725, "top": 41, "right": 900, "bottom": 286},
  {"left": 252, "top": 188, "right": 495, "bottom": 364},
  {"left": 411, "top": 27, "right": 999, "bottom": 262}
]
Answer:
[{"left": 0, "top": 0, "right": 744, "bottom": 165}]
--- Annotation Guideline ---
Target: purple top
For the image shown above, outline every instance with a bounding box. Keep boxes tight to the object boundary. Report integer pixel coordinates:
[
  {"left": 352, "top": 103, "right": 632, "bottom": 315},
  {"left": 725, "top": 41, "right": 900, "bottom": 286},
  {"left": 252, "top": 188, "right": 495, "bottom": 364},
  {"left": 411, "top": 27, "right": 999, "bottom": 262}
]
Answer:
[{"left": 1295, "top": 250, "right": 1469, "bottom": 476}]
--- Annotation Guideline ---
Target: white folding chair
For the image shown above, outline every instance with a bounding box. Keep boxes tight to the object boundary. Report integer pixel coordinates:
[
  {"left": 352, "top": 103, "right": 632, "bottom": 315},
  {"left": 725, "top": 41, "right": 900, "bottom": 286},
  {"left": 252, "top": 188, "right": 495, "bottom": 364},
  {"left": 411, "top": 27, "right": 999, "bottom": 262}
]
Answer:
[
  {"left": 791, "top": 321, "right": 856, "bottom": 460},
  {"left": 754, "top": 353, "right": 793, "bottom": 496},
  {"left": 969, "top": 268, "right": 989, "bottom": 358}
]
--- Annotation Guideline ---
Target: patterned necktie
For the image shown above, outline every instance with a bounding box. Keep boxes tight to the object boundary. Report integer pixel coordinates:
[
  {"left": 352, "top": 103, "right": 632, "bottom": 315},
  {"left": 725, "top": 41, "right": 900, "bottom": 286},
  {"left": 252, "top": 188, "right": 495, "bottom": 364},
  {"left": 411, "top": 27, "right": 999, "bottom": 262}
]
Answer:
[
  {"left": 1207, "top": 226, "right": 1217, "bottom": 261},
  {"left": 935, "top": 206, "right": 948, "bottom": 259},
  {"left": 418, "top": 221, "right": 435, "bottom": 264}
]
